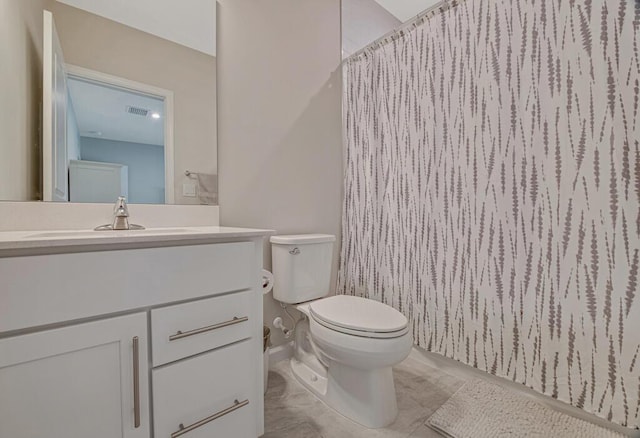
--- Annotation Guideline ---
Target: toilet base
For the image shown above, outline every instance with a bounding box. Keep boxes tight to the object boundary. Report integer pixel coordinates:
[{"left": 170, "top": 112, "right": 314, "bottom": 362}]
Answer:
[
  {"left": 291, "top": 356, "right": 328, "bottom": 397},
  {"left": 290, "top": 357, "right": 399, "bottom": 429}
]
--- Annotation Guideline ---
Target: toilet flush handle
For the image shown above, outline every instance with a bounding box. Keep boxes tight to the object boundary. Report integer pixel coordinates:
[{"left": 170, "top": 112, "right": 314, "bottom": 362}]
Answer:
[{"left": 289, "top": 247, "right": 300, "bottom": 255}]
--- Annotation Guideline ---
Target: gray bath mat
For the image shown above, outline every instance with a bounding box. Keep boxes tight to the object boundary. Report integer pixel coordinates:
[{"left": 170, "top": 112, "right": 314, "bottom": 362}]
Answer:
[{"left": 427, "top": 379, "right": 624, "bottom": 438}]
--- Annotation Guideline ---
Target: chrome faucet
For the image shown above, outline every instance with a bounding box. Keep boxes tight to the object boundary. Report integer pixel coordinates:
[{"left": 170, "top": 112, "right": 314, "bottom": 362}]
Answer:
[
  {"left": 112, "top": 196, "right": 130, "bottom": 230},
  {"left": 94, "top": 197, "right": 145, "bottom": 231}
]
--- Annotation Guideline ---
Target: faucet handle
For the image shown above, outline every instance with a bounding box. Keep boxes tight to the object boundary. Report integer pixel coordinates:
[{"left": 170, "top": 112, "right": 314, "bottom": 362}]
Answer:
[{"left": 114, "top": 196, "right": 129, "bottom": 217}]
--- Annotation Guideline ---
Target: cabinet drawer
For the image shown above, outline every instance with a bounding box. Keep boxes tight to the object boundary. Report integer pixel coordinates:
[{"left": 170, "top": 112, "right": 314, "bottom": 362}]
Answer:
[
  {"left": 151, "top": 291, "right": 252, "bottom": 366},
  {"left": 153, "top": 340, "right": 254, "bottom": 438},
  {"left": 1, "top": 241, "right": 254, "bottom": 333}
]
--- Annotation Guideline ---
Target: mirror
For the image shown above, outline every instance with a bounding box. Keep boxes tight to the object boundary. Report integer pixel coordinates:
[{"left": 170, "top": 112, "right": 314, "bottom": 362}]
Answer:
[
  {"left": 64, "top": 71, "right": 168, "bottom": 204},
  {"left": 1, "top": 0, "right": 217, "bottom": 205},
  {"left": 342, "top": 0, "right": 445, "bottom": 59}
]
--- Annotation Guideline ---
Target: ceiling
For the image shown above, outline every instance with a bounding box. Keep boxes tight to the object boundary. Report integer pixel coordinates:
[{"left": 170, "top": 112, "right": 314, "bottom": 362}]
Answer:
[
  {"left": 342, "top": 0, "right": 400, "bottom": 58},
  {"left": 56, "top": 0, "right": 216, "bottom": 56},
  {"left": 342, "top": 0, "right": 444, "bottom": 58},
  {"left": 374, "top": 0, "right": 444, "bottom": 23},
  {"left": 53, "top": 0, "right": 436, "bottom": 57},
  {"left": 68, "top": 77, "right": 165, "bottom": 147}
]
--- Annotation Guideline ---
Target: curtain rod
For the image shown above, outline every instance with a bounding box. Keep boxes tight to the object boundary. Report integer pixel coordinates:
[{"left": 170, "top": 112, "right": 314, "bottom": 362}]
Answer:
[{"left": 343, "top": 0, "right": 454, "bottom": 63}]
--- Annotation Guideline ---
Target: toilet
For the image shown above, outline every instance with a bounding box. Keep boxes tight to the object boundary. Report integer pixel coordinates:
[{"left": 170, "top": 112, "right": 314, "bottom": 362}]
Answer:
[{"left": 270, "top": 234, "right": 413, "bottom": 429}]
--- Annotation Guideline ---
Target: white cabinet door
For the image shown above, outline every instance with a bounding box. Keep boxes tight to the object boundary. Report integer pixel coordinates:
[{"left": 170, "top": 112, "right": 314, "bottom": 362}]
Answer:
[{"left": 0, "top": 313, "right": 150, "bottom": 438}]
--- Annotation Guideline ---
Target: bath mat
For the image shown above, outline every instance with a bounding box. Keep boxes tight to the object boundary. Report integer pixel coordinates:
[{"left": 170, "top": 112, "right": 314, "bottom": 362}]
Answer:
[{"left": 427, "top": 379, "right": 624, "bottom": 438}]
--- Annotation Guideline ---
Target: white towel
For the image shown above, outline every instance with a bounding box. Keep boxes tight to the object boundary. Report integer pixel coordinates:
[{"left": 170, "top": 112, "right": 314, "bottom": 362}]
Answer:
[{"left": 196, "top": 173, "right": 217, "bottom": 205}]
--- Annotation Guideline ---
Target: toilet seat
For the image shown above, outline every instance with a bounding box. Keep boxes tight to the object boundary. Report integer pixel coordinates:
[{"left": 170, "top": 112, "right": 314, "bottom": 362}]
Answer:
[{"left": 309, "top": 295, "right": 409, "bottom": 339}]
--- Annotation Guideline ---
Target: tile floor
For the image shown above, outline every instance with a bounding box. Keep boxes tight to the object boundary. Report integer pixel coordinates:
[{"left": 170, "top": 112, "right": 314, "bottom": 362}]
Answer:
[
  {"left": 263, "top": 355, "right": 465, "bottom": 437},
  {"left": 263, "top": 352, "right": 638, "bottom": 438}
]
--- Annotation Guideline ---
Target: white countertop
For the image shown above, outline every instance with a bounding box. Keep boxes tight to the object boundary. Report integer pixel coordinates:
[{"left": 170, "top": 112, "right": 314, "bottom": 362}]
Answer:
[{"left": 0, "top": 226, "right": 274, "bottom": 256}]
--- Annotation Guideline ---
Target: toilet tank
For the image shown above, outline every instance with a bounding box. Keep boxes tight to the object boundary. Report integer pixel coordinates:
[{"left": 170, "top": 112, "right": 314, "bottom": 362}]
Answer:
[{"left": 270, "top": 234, "right": 336, "bottom": 304}]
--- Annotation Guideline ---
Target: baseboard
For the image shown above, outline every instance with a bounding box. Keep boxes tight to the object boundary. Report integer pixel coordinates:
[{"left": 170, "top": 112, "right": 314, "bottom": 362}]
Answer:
[
  {"left": 408, "top": 347, "right": 639, "bottom": 437},
  {"left": 268, "top": 341, "right": 294, "bottom": 367}
]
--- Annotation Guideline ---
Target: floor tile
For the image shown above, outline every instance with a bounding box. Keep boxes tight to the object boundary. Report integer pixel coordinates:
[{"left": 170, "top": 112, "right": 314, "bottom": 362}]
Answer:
[
  {"left": 263, "top": 353, "right": 630, "bottom": 438},
  {"left": 263, "top": 356, "right": 463, "bottom": 437},
  {"left": 262, "top": 421, "right": 323, "bottom": 438},
  {"left": 407, "top": 424, "right": 446, "bottom": 438}
]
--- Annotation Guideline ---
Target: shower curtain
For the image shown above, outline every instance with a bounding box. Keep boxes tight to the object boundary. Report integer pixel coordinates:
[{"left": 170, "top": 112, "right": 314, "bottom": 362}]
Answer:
[{"left": 338, "top": 0, "right": 640, "bottom": 427}]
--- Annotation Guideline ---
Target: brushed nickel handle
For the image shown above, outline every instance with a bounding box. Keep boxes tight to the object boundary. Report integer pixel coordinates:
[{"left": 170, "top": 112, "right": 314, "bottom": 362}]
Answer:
[
  {"left": 171, "top": 399, "right": 249, "bottom": 438},
  {"left": 169, "top": 316, "right": 249, "bottom": 341},
  {"left": 132, "top": 336, "right": 141, "bottom": 428}
]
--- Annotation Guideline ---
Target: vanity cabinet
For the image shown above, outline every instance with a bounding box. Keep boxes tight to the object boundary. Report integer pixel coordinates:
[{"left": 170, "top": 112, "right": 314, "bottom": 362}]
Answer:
[
  {"left": 0, "top": 229, "right": 270, "bottom": 438},
  {"left": 0, "top": 313, "right": 150, "bottom": 438}
]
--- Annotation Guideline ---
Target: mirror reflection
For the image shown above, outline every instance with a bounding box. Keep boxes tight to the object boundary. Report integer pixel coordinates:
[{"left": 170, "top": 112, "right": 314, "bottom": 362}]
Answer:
[
  {"left": 66, "top": 74, "right": 166, "bottom": 204},
  {"left": 1, "top": 0, "right": 217, "bottom": 205}
]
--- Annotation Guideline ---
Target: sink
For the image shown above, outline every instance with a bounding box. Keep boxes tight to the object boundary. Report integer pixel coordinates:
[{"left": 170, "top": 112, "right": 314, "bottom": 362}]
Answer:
[{"left": 25, "top": 229, "right": 191, "bottom": 239}]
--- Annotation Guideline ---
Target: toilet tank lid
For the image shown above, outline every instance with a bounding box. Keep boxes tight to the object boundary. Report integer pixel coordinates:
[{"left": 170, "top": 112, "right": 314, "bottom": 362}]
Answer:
[{"left": 270, "top": 234, "right": 336, "bottom": 245}]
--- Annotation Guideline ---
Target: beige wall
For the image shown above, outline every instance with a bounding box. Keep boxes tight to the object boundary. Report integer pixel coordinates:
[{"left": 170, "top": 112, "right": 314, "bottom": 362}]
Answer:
[
  {"left": 0, "top": 0, "right": 52, "bottom": 201},
  {"left": 217, "top": 0, "right": 343, "bottom": 347}
]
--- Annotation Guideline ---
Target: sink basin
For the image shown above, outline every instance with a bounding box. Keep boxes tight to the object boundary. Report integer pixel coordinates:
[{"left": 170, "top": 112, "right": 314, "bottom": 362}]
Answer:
[{"left": 25, "top": 229, "right": 191, "bottom": 239}]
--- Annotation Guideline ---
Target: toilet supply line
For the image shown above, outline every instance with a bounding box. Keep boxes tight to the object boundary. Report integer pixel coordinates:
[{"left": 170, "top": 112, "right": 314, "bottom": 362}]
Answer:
[{"left": 273, "top": 303, "right": 298, "bottom": 339}]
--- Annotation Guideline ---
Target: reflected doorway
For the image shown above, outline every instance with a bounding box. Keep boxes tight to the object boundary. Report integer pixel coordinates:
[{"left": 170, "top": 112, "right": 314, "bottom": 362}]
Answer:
[{"left": 65, "top": 69, "right": 172, "bottom": 204}]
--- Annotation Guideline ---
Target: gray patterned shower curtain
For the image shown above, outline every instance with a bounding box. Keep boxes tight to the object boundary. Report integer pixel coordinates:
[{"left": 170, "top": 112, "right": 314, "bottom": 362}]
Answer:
[{"left": 338, "top": 0, "right": 640, "bottom": 428}]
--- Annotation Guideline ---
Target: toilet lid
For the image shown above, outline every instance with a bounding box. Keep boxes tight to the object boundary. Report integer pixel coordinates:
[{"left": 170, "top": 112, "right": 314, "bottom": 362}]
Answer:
[{"left": 309, "top": 295, "right": 408, "bottom": 337}]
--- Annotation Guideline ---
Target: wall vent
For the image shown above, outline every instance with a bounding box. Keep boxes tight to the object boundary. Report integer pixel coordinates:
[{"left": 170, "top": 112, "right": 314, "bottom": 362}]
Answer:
[{"left": 126, "top": 106, "right": 150, "bottom": 116}]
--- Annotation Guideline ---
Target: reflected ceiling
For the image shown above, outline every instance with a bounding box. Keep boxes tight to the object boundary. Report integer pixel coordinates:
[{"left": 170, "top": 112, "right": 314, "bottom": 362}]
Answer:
[
  {"left": 55, "top": 0, "right": 216, "bottom": 56},
  {"left": 68, "top": 78, "right": 164, "bottom": 146}
]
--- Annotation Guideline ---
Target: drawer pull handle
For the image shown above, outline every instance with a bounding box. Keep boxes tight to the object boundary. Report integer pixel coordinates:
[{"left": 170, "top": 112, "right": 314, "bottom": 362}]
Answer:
[
  {"left": 169, "top": 316, "right": 249, "bottom": 341},
  {"left": 132, "top": 336, "right": 141, "bottom": 428},
  {"left": 171, "top": 399, "right": 249, "bottom": 438}
]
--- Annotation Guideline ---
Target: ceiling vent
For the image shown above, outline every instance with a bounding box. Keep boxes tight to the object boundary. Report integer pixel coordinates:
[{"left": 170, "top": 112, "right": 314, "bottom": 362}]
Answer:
[{"left": 126, "top": 105, "right": 150, "bottom": 117}]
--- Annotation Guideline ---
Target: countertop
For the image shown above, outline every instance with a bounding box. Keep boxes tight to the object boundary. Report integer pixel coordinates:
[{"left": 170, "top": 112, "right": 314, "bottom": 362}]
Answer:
[{"left": 0, "top": 226, "right": 275, "bottom": 257}]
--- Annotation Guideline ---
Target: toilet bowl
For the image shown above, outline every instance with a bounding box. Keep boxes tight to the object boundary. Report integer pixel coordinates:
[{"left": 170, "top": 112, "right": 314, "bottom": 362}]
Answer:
[
  {"left": 292, "top": 296, "right": 412, "bottom": 428},
  {"left": 270, "top": 233, "right": 412, "bottom": 429}
]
